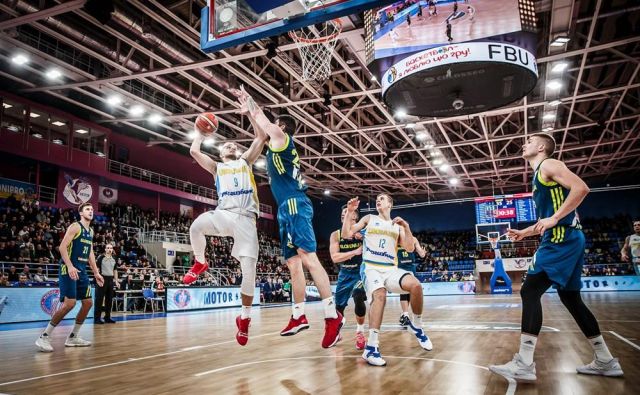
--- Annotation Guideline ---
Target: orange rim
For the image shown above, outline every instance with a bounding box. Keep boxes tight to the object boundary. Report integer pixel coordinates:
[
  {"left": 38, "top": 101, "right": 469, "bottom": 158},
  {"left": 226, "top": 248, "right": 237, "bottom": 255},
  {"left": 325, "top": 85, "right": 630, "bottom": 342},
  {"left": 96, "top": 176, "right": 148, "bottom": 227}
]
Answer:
[{"left": 288, "top": 19, "right": 342, "bottom": 44}]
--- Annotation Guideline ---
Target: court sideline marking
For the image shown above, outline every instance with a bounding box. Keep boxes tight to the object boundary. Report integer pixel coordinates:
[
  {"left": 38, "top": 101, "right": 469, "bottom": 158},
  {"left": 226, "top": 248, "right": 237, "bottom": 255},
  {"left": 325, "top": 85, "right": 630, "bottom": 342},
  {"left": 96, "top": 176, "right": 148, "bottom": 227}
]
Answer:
[
  {"left": 194, "top": 355, "right": 517, "bottom": 395},
  {"left": 0, "top": 331, "right": 280, "bottom": 387},
  {"left": 609, "top": 331, "right": 640, "bottom": 351}
]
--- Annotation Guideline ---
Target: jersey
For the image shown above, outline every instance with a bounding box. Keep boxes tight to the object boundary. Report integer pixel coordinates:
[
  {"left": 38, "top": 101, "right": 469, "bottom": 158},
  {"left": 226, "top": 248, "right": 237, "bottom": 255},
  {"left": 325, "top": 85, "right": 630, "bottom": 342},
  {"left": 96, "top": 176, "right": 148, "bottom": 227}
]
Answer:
[
  {"left": 63, "top": 222, "right": 93, "bottom": 274},
  {"left": 397, "top": 247, "right": 416, "bottom": 270},
  {"left": 266, "top": 134, "right": 307, "bottom": 206},
  {"left": 629, "top": 234, "right": 640, "bottom": 263},
  {"left": 337, "top": 230, "right": 362, "bottom": 271},
  {"left": 362, "top": 214, "right": 400, "bottom": 271},
  {"left": 532, "top": 159, "right": 581, "bottom": 244},
  {"left": 215, "top": 158, "right": 259, "bottom": 216}
]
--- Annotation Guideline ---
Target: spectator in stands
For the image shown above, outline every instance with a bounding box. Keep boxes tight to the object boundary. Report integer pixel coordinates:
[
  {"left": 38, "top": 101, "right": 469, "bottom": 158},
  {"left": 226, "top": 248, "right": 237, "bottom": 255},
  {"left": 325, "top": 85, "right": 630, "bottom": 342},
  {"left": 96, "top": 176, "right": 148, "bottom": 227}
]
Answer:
[
  {"left": 0, "top": 273, "right": 9, "bottom": 287},
  {"left": 16, "top": 273, "right": 30, "bottom": 287},
  {"left": 33, "top": 267, "right": 49, "bottom": 282},
  {"left": 7, "top": 265, "right": 19, "bottom": 281},
  {"left": 22, "top": 264, "right": 33, "bottom": 280},
  {"left": 152, "top": 277, "right": 165, "bottom": 295}
]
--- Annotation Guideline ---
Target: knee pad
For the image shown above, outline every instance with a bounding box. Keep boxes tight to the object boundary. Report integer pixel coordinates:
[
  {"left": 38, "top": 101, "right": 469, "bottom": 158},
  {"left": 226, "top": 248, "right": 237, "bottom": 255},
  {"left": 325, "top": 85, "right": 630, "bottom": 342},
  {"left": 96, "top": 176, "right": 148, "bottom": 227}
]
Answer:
[
  {"left": 352, "top": 287, "right": 367, "bottom": 317},
  {"left": 400, "top": 293, "right": 411, "bottom": 302},
  {"left": 239, "top": 256, "right": 257, "bottom": 296}
]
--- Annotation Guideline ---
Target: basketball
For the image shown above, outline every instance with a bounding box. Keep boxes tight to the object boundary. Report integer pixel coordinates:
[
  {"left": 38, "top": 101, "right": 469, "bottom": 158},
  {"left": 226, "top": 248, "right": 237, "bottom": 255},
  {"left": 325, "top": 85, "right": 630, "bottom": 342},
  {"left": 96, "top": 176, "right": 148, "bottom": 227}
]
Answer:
[{"left": 194, "top": 112, "right": 219, "bottom": 136}]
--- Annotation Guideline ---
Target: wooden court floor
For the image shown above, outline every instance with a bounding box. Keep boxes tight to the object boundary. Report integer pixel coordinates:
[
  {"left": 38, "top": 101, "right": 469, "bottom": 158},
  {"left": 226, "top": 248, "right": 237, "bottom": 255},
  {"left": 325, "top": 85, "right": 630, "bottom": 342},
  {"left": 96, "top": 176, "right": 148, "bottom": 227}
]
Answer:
[{"left": 1, "top": 292, "right": 639, "bottom": 395}]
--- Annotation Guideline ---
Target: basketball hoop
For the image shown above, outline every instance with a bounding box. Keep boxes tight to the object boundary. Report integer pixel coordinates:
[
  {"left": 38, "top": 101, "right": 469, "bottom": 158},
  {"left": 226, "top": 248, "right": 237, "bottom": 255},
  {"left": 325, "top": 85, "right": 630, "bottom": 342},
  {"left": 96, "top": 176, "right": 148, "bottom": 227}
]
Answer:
[{"left": 289, "top": 19, "right": 342, "bottom": 81}]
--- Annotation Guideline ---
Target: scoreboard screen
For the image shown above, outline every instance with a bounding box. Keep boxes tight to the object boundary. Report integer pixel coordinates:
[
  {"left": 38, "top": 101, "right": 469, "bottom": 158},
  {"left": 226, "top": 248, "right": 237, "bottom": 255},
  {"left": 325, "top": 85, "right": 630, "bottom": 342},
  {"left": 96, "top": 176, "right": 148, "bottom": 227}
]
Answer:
[{"left": 475, "top": 193, "right": 536, "bottom": 224}]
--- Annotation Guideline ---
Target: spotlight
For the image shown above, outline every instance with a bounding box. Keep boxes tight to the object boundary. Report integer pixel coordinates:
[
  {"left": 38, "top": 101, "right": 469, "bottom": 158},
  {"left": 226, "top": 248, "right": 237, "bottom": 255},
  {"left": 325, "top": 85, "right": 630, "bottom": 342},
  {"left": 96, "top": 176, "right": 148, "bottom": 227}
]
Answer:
[
  {"left": 96, "top": 152, "right": 105, "bottom": 157},
  {"left": 395, "top": 109, "right": 407, "bottom": 118},
  {"left": 188, "top": 131, "right": 199, "bottom": 139},
  {"left": 107, "top": 95, "right": 122, "bottom": 106},
  {"left": 203, "top": 138, "right": 215, "bottom": 146},
  {"left": 550, "top": 36, "right": 570, "bottom": 47},
  {"left": 549, "top": 100, "right": 562, "bottom": 106},
  {"left": 371, "top": 75, "right": 378, "bottom": 81},
  {"left": 75, "top": 129, "right": 89, "bottom": 134},
  {"left": 542, "top": 127, "right": 554, "bottom": 132},
  {"left": 148, "top": 113, "right": 163, "bottom": 124},
  {"left": 255, "top": 159, "right": 266, "bottom": 168},
  {"left": 449, "top": 177, "right": 459, "bottom": 185},
  {"left": 2, "top": 103, "right": 12, "bottom": 109},
  {"left": 432, "top": 158, "right": 443, "bottom": 166},
  {"left": 52, "top": 139, "right": 64, "bottom": 145},
  {"left": 439, "top": 164, "right": 450, "bottom": 171},
  {"left": 29, "top": 112, "right": 40, "bottom": 118},
  {"left": 32, "top": 133, "right": 43, "bottom": 139},
  {"left": 551, "top": 62, "right": 568, "bottom": 73},
  {"left": 129, "top": 105, "right": 145, "bottom": 116},
  {"left": 11, "top": 54, "right": 29, "bottom": 65},
  {"left": 542, "top": 113, "right": 556, "bottom": 121},
  {"left": 406, "top": 123, "right": 416, "bottom": 128},
  {"left": 323, "top": 189, "right": 331, "bottom": 195},
  {"left": 51, "top": 121, "right": 66, "bottom": 126},
  {"left": 346, "top": 58, "right": 356, "bottom": 65},
  {"left": 546, "top": 80, "right": 563, "bottom": 90},
  {"left": 45, "top": 68, "right": 62, "bottom": 80},
  {"left": 416, "top": 131, "right": 427, "bottom": 141}
]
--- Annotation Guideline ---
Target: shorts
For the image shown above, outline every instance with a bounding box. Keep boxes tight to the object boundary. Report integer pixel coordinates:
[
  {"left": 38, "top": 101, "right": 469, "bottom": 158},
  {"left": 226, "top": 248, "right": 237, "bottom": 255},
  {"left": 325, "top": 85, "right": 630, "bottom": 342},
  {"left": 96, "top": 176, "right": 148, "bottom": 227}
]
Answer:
[
  {"left": 398, "top": 263, "right": 417, "bottom": 275},
  {"left": 277, "top": 196, "right": 317, "bottom": 260},
  {"left": 59, "top": 268, "right": 91, "bottom": 302},
  {"left": 198, "top": 209, "right": 259, "bottom": 259},
  {"left": 363, "top": 266, "right": 412, "bottom": 301},
  {"left": 335, "top": 270, "right": 362, "bottom": 309},
  {"left": 529, "top": 227, "right": 585, "bottom": 291}
]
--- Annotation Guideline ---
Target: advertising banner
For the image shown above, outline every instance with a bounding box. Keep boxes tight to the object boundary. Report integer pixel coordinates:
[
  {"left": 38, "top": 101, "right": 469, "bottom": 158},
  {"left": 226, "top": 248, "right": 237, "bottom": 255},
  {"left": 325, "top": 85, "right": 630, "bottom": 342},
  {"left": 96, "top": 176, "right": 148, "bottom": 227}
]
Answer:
[
  {"left": 0, "top": 177, "right": 37, "bottom": 200},
  {"left": 547, "top": 276, "right": 640, "bottom": 293},
  {"left": 57, "top": 170, "right": 99, "bottom": 208},
  {"left": 476, "top": 257, "right": 532, "bottom": 272},
  {"left": 166, "top": 286, "right": 260, "bottom": 312},
  {"left": 0, "top": 287, "right": 94, "bottom": 324}
]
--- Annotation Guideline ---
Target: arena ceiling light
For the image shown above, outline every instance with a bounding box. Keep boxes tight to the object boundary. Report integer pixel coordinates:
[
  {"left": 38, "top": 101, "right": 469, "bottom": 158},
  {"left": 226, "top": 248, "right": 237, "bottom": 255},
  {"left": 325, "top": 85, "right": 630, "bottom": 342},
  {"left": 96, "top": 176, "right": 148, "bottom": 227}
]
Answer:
[
  {"left": 549, "top": 100, "right": 562, "bottom": 106},
  {"left": 395, "top": 109, "right": 407, "bottom": 118},
  {"left": 551, "top": 62, "right": 569, "bottom": 73},
  {"left": 45, "top": 68, "right": 62, "bottom": 80},
  {"left": 75, "top": 129, "right": 89, "bottom": 134},
  {"left": 542, "top": 113, "right": 556, "bottom": 121},
  {"left": 148, "top": 113, "right": 163, "bottom": 124},
  {"left": 96, "top": 152, "right": 105, "bottom": 157},
  {"left": 406, "top": 123, "right": 416, "bottom": 128},
  {"left": 449, "top": 177, "right": 459, "bottom": 185},
  {"left": 2, "top": 103, "right": 12, "bottom": 109},
  {"left": 11, "top": 54, "right": 29, "bottom": 65},
  {"left": 542, "top": 127, "right": 554, "bottom": 132},
  {"left": 29, "top": 112, "right": 40, "bottom": 118},
  {"left": 52, "top": 139, "right": 63, "bottom": 145},
  {"left": 106, "top": 95, "right": 122, "bottom": 106},
  {"left": 323, "top": 189, "right": 331, "bottom": 195},
  {"left": 51, "top": 121, "right": 66, "bottom": 126},
  {"left": 439, "top": 164, "right": 450, "bottom": 171},
  {"left": 550, "top": 36, "right": 571, "bottom": 47},
  {"left": 432, "top": 158, "right": 443, "bottom": 166},
  {"left": 129, "top": 105, "right": 145, "bottom": 116},
  {"left": 371, "top": 75, "right": 378, "bottom": 81},
  {"left": 416, "top": 131, "right": 427, "bottom": 141},
  {"left": 546, "top": 80, "right": 563, "bottom": 90},
  {"left": 203, "top": 138, "right": 215, "bottom": 146},
  {"left": 32, "top": 133, "right": 43, "bottom": 139},
  {"left": 255, "top": 159, "right": 266, "bottom": 168},
  {"left": 188, "top": 130, "right": 199, "bottom": 139}
]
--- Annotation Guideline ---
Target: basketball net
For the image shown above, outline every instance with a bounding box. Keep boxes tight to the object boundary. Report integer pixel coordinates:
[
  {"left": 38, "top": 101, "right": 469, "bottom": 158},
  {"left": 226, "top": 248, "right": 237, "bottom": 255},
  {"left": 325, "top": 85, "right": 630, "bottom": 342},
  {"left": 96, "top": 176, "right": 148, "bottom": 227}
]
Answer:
[{"left": 289, "top": 19, "right": 342, "bottom": 81}]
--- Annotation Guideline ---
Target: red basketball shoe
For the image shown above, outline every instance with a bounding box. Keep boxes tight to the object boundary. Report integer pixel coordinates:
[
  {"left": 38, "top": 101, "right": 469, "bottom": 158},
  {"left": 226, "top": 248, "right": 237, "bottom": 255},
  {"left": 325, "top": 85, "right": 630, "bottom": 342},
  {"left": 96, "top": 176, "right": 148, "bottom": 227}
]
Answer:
[
  {"left": 182, "top": 260, "right": 208, "bottom": 285},
  {"left": 280, "top": 315, "right": 310, "bottom": 336},
  {"left": 322, "top": 312, "right": 345, "bottom": 348},
  {"left": 236, "top": 316, "right": 250, "bottom": 346}
]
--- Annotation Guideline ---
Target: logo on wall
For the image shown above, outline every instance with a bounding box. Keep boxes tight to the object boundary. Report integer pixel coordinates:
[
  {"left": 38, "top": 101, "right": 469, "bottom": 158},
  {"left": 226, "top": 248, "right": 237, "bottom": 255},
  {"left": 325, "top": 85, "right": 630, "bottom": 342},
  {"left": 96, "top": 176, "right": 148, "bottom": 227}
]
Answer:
[
  {"left": 98, "top": 186, "right": 118, "bottom": 204},
  {"left": 62, "top": 174, "right": 93, "bottom": 206},
  {"left": 387, "top": 67, "right": 397, "bottom": 83},
  {"left": 40, "top": 289, "right": 61, "bottom": 316},
  {"left": 514, "top": 259, "right": 528, "bottom": 269},
  {"left": 173, "top": 289, "right": 191, "bottom": 308}
]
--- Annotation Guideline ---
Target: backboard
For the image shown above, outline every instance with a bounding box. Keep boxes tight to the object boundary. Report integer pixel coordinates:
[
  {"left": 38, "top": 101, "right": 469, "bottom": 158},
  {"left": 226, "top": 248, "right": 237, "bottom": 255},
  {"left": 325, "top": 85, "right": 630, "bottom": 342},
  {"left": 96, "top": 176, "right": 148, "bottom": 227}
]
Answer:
[
  {"left": 200, "top": 0, "right": 399, "bottom": 53},
  {"left": 475, "top": 222, "right": 512, "bottom": 245}
]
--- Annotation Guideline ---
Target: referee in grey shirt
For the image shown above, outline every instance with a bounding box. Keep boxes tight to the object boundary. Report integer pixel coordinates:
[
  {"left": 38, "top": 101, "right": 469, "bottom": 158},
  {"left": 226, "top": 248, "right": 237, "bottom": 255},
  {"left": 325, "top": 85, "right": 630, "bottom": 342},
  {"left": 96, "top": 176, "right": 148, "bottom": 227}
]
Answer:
[{"left": 94, "top": 244, "right": 119, "bottom": 324}]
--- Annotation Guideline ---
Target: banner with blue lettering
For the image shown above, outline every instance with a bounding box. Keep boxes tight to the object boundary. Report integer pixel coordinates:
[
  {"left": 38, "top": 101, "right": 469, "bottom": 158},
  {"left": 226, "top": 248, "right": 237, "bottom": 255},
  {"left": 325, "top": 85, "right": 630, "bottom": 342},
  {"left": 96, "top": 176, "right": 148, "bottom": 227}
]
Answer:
[
  {"left": 166, "top": 286, "right": 260, "bottom": 312},
  {"left": 0, "top": 177, "right": 37, "bottom": 200},
  {"left": 546, "top": 276, "right": 640, "bottom": 293},
  {"left": 0, "top": 287, "right": 94, "bottom": 323}
]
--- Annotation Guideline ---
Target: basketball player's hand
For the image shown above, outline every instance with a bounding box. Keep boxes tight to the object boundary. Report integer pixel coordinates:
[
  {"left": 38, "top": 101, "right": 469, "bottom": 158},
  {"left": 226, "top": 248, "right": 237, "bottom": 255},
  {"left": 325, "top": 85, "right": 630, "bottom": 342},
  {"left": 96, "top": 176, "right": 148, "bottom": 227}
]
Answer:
[
  {"left": 67, "top": 265, "right": 79, "bottom": 280},
  {"left": 392, "top": 217, "right": 408, "bottom": 228},
  {"left": 346, "top": 197, "right": 360, "bottom": 212},
  {"left": 534, "top": 217, "right": 558, "bottom": 235},
  {"left": 352, "top": 246, "right": 363, "bottom": 256},
  {"left": 95, "top": 273, "right": 104, "bottom": 287},
  {"left": 621, "top": 254, "right": 629, "bottom": 262},
  {"left": 354, "top": 232, "right": 363, "bottom": 240},
  {"left": 507, "top": 228, "right": 525, "bottom": 241}
]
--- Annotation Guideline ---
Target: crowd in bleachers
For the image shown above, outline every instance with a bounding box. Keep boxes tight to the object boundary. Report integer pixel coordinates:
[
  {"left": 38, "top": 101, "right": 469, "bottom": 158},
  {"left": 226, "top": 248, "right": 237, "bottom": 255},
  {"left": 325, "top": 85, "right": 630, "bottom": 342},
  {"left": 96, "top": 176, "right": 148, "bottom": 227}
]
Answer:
[{"left": 1, "top": 195, "right": 637, "bottom": 291}]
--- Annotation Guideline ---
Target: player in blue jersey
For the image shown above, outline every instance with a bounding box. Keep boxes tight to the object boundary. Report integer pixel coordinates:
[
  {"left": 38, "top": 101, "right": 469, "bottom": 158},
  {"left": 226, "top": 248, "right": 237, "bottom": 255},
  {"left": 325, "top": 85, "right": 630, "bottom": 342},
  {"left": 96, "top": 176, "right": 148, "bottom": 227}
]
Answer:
[
  {"left": 489, "top": 134, "right": 623, "bottom": 380},
  {"left": 397, "top": 237, "right": 426, "bottom": 326},
  {"left": 36, "top": 203, "right": 104, "bottom": 352},
  {"left": 232, "top": 87, "right": 343, "bottom": 348},
  {"left": 330, "top": 207, "right": 366, "bottom": 350}
]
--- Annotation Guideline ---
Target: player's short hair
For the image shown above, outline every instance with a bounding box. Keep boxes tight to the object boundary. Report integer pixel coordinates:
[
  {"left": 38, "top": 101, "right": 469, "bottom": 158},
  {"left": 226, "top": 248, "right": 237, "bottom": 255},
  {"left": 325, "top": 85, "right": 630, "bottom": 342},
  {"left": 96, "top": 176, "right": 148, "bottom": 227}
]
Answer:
[
  {"left": 341, "top": 205, "right": 360, "bottom": 220},
  {"left": 377, "top": 193, "right": 393, "bottom": 206},
  {"left": 634, "top": 220, "right": 640, "bottom": 225},
  {"left": 275, "top": 114, "right": 297, "bottom": 135},
  {"left": 78, "top": 202, "right": 92, "bottom": 212},
  {"left": 531, "top": 133, "right": 556, "bottom": 156}
]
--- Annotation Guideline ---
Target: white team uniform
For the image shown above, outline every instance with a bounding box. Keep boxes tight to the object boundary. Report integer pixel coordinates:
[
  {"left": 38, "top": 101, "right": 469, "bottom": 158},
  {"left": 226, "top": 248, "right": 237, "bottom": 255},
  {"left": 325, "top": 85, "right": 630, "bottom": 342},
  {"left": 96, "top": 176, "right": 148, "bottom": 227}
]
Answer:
[
  {"left": 630, "top": 234, "right": 640, "bottom": 264},
  {"left": 361, "top": 215, "right": 412, "bottom": 300},
  {"left": 196, "top": 158, "right": 259, "bottom": 259}
]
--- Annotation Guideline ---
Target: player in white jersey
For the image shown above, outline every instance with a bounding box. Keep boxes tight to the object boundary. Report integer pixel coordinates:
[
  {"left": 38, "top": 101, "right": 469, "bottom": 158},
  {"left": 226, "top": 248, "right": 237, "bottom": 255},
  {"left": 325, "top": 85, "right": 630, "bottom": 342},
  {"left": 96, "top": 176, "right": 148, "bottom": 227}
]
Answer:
[
  {"left": 183, "top": 131, "right": 266, "bottom": 346},
  {"left": 621, "top": 220, "right": 640, "bottom": 275},
  {"left": 342, "top": 194, "right": 433, "bottom": 366}
]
